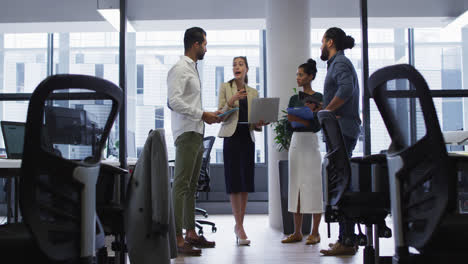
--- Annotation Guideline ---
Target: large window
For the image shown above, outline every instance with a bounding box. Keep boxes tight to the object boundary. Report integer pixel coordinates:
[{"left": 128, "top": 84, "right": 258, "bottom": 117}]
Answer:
[
  {"left": 413, "top": 28, "right": 464, "bottom": 151},
  {"left": 135, "top": 30, "right": 265, "bottom": 163},
  {"left": 1, "top": 34, "right": 48, "bottom": 150},
  {"left": 0, "top": 26, "right": 466, "bottom": 160}
]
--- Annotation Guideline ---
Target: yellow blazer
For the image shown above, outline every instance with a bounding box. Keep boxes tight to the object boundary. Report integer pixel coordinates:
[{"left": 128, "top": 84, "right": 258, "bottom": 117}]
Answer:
[{"left": 217, "top": 82, "right": 261, "bottom": 142}]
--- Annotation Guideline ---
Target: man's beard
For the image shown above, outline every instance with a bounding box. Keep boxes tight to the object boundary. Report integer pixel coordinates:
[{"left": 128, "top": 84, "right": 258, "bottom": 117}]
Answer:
[
  {"left": 320, "top": 48, "right": 329, "bottom": 61},
  {"left": 197, "top": 49, "right": 205, "bottom": 60}
]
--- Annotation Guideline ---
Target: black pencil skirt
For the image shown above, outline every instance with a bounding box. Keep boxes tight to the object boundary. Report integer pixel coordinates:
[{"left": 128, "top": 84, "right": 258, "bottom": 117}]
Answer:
[{"left": 223, "top": 124, "right": 255, "bottom": 194}]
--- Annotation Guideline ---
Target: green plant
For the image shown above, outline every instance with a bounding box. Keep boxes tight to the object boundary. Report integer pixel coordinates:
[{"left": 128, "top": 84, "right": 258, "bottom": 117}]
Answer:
[
  {"left": 272, "top": 88, "right": 297, "bottom": 152},
  {"left": 272, "top": 110, "right": 293, "bottom": 152}
]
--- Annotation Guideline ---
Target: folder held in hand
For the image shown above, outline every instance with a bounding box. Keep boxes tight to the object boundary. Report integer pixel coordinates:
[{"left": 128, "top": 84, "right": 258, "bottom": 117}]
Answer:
[
  {"left": 287, "top": 106, "right": 315, "bottom": 128},
  {"left": 218, "top": 107, "right": 239, "bottom": 117}
]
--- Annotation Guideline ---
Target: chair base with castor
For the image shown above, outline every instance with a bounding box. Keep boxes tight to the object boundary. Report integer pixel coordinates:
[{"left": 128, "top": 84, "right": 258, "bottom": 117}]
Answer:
[{"left": 319, "top": 111, "right": 392, "bottom": 264}]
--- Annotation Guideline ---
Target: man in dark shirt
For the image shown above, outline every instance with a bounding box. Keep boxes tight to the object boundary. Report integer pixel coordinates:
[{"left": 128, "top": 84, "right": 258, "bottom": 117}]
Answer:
[{"left": 318, "top": 27, "right": 362, "bottom": 256}]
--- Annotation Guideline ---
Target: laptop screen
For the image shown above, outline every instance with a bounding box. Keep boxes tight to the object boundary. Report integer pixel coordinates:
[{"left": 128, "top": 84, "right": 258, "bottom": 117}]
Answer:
[{"left": 1, "top": 121, "right": 25, "bottom": 159}]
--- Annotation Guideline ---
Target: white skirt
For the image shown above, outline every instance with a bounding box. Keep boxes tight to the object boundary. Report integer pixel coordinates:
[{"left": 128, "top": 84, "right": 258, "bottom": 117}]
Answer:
[{"left": 288, "top": 132, "right": 323, "bottom": 214}]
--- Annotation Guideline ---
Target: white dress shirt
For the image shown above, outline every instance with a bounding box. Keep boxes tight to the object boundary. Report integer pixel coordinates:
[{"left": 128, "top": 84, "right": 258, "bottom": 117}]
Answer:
[{"left": 167, "top": 56, "right": 204, "bottom": 141}]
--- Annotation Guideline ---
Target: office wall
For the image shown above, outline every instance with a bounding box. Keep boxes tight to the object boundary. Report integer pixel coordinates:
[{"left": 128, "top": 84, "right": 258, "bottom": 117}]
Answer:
[{"left": 0, "top": 0, "right": 464, "bottom": 24}]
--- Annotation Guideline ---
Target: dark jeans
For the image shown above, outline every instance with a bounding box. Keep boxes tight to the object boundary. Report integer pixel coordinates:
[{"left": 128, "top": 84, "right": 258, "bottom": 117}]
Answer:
[{"left": 338, "top": 135, "right": 358, "bottom": 246}]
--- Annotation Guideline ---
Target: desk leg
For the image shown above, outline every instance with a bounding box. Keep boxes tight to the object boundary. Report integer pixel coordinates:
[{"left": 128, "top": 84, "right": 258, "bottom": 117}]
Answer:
[
  {"left": 14, "top": 175, "right": 18, "bottom": 223},
  {"left": 6, "top": 177, "right": 11, "bottom": 224}
]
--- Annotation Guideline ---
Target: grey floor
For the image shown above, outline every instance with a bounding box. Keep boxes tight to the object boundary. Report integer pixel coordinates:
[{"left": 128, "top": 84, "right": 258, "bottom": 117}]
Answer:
[
  {"left": 0, "top": 214, "right": 396, "bottom": 264},
  {"left": 170, "top": 214, "right": 395, "bottom": 264}
]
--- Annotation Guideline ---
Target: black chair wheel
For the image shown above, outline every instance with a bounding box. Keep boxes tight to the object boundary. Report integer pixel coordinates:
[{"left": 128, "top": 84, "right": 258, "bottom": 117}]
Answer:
[
  {"left": 357, "top": 234, "right": 367, "bottom": 246},
  {"left": 205, "top": 214, "right": 209, "bottom": 218},
  {"left": 198, "top": 229, "right": 204, "bottom": 236},
  {"left": 343, "top": 237, "right": 354, "bottom": 246},
  {"left": 378, "top": 226, "right": 392, "bottom": 238},
  {"left": 212, "top": 227, "right": 217, "bottom": 233}
]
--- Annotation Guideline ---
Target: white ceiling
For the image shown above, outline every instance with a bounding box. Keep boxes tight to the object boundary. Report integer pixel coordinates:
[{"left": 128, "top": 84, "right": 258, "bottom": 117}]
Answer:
[{"left": 0, "top": 0, "right": 466, "bottom": 32}]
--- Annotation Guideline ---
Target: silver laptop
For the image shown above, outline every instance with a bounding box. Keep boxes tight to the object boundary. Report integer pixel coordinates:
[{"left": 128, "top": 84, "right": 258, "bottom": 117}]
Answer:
[{"left": 247, "top": 97, "right": 280, "bottom": 124}]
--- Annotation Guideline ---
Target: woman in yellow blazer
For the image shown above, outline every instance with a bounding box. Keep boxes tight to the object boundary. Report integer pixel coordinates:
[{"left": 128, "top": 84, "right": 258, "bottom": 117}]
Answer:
[{"left": 218, "top": 56, "right": 265, "bottom": 246}]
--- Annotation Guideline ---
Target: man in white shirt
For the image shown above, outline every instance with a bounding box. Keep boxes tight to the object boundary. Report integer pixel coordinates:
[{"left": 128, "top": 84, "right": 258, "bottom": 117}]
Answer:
[{"left": 167, "top": 27, "right": 220, "bottom": 256}]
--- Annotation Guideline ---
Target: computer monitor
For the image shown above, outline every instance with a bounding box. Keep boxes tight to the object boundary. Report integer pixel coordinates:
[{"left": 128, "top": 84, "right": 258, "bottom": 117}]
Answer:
[
  {"left": 1, "top": 121, "right": 26, "bottom": 159},
  {"left": 44, "top": 106, "right": 102, "bottom": 155}
]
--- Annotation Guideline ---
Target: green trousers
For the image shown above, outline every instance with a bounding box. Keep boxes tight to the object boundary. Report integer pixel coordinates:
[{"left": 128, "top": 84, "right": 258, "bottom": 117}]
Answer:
[{"left": 172, "top": 132, "right": 204, "bottom": 235}]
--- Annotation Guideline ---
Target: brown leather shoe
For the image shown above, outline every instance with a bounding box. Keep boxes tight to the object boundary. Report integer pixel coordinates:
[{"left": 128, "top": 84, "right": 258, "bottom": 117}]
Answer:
[
  {"left": 305, "top": 234, "right": 320, "bottom": 245},
  {"left": 177, "top": 241, "right": 202, "bottom": 256},
  {"left": 328, "top": 241, "right": 358, "bottom": 251},
  {"left": 281, "top": 234, "right": 303, "bottom": 243},
  {"left": 186, "top": 235, "right": 216, "bottom": 248},
  {"left": 320, "top": 242, "right": 357, "bottom": 256}
]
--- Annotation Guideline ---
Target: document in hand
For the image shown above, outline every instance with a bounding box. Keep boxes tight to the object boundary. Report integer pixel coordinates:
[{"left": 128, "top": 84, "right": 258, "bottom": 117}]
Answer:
[
  {"left": 287, "top": 106, "right": 315, "bottom": 128},
  {"left": 218, "top": 107, "right": 239, "bottom": 117}
]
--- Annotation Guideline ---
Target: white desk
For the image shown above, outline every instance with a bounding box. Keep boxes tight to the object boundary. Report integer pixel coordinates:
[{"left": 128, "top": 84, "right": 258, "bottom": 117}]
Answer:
[
  {"left": 0, "top": 158, "right": 138, "bottom": 169},
  {"left": 0, "top": 159, "right": 21, "bottom": 168},
  {"left": 101, "top": 157, "right": 138, "bottom": 167},
  {"left": 443, "top": 131, "right": 468, "bottom": 145},
  {"left": 0, "top": 158, "right": 137, "bottom": 224}
]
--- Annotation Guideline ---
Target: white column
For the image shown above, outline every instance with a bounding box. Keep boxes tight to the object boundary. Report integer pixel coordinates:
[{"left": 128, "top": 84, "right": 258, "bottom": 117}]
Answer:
[
  {"left": 266, "top": 0, "right": 311, "bottom": 229},
  {"left": 462, "top": 28, "right": 468, "bottom": 136},
  {"left": 126, "top": 32, "right": 137, "bottom": 157}
]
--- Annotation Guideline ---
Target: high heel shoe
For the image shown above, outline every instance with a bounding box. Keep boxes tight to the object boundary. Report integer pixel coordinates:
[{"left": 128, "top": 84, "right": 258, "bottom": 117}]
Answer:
[{"left": 234, "top": 226, "right": 251, "bottom": 246}]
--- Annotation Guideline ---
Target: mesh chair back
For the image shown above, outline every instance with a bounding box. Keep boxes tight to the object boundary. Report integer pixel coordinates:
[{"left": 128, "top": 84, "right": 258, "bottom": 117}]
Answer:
[
  {"left": 198, "top": 136, "right": 215, "bottom": 192},
  {"left": 317, "top": 110, "right": 351, "bottom": 206},
  {"left": 20, "top": 74, "right": 122, "bottom": 261},
  {"left": 368, "top": 64, "right": 454, "bottom": 251}
]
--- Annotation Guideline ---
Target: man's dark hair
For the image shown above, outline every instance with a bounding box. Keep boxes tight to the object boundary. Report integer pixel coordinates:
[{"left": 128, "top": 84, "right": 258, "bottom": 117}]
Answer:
[
  {"left": 324, "top": 27, "right": 355, "bottom": 51},
  {"left": 184, "top": 27, "right": 206, "bottom": 52}
]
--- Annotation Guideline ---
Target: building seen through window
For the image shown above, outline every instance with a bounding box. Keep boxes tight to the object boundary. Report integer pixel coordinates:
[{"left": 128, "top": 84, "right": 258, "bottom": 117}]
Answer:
[{"left": 0, "top": 27, "right": 465, "bottom": 158}]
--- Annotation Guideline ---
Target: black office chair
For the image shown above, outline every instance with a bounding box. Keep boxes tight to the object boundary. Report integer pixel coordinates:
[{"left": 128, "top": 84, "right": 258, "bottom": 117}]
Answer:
[
  {"left": 368, "top": 64, "right": 468, "bottom": 264},
  {"left": 96, "top": 163, "right": 128, "bottom": 263},
  {"left": 318, "top": 110, "right": 392, "bottom": 264},
  {"left": 0, "top": 74, "right": 122, "bottom": 264},
  {"left": 195, "top": 136, "right": 217, "bottom": 235}
]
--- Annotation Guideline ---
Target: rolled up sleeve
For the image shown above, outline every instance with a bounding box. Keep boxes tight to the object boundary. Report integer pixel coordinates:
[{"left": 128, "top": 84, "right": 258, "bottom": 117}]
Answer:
[{"left": 333, "top": 62, "right": 354, "bottom": 100}]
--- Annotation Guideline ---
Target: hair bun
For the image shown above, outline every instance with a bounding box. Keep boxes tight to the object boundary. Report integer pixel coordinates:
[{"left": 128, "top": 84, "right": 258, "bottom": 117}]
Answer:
[
  {"left": 307, "top": 58, "right": 316, "bottom": 66},
  {"left": 344, "top": 35, "right": 355, "bottom": 49}
]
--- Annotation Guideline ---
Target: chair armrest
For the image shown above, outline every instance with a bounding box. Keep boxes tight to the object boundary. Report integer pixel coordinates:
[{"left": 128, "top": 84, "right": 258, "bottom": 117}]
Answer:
[
  {"left": 350, "top": 154, "right": 386, "bottom": 164},
  {"left": 100, "top": 163, "right": 129, "bottom": 175}
]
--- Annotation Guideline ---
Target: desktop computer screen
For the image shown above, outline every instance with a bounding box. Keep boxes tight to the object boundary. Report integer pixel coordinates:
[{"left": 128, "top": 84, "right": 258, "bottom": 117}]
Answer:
[
  {"left": 1, "top": 121, "right": 26, "bottom": 159},
  {"left": 44, "top": 106, "right": 102, "bottom": 156}
]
